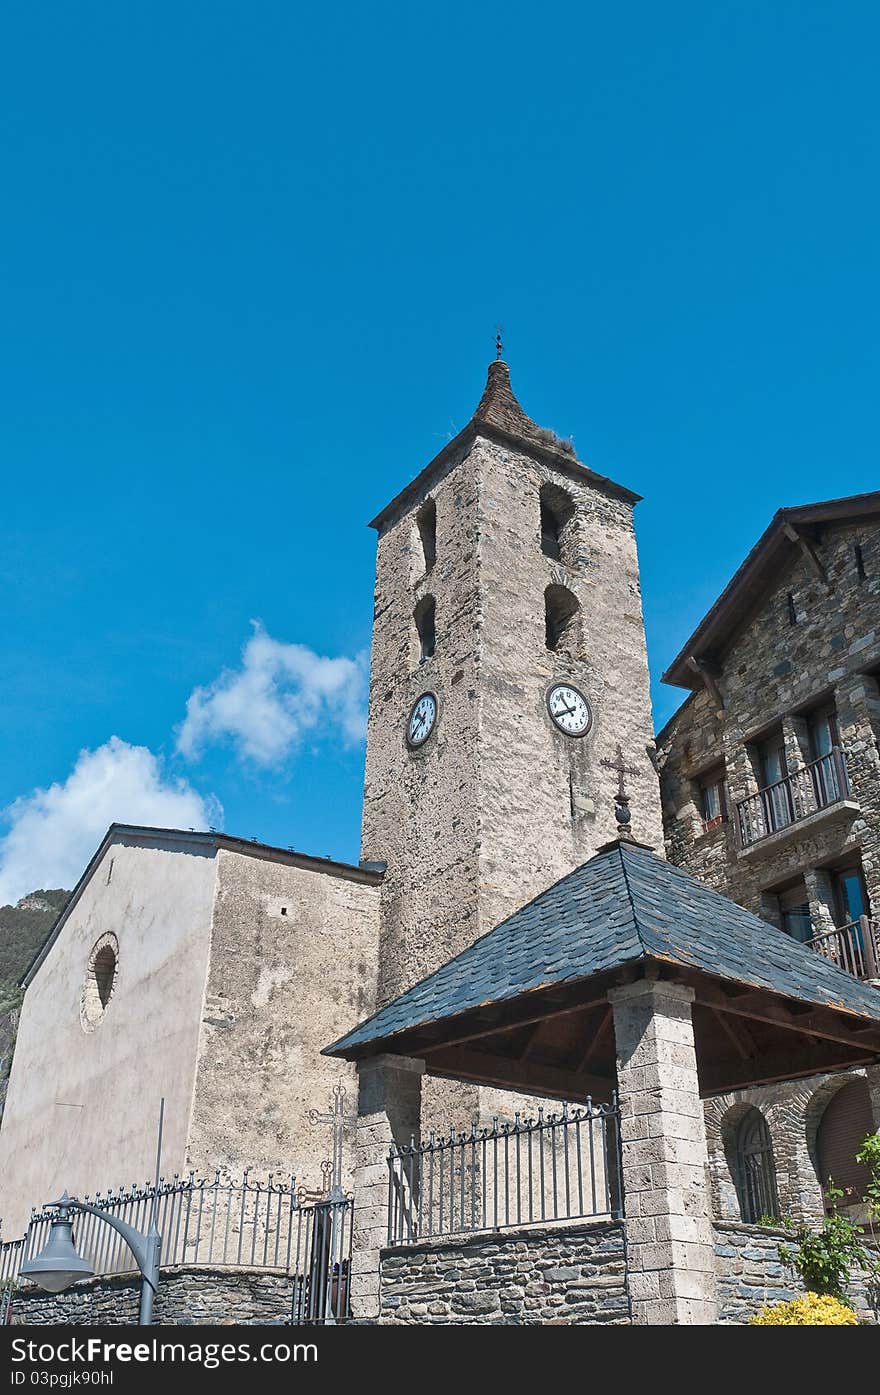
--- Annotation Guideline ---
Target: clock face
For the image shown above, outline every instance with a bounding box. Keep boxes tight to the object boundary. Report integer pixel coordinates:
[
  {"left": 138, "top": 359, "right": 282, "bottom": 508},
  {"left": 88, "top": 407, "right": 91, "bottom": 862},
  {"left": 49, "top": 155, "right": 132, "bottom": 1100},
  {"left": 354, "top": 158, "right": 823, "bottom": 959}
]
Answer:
[
  {"left": 406, "top": 691, "right": 438, "bottom": 748},
  {"left": 547, "top": 683, "right": 592, "bottom": 738}
]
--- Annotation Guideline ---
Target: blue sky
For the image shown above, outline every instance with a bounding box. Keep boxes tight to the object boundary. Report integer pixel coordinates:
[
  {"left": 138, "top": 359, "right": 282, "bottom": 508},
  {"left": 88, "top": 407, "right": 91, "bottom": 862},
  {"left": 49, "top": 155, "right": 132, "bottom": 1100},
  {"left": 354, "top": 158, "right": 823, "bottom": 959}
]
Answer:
[{"left": 2, "top": 2, "right": 878, "bottom": 899}]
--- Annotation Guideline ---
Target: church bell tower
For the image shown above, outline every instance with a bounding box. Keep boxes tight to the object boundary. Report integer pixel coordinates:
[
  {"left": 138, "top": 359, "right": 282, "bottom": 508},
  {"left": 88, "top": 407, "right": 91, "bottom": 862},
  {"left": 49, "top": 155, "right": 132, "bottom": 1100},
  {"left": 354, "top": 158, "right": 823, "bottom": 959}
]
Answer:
[{"left": 361, "top": 357, "right": 663, "bottom": 1012}]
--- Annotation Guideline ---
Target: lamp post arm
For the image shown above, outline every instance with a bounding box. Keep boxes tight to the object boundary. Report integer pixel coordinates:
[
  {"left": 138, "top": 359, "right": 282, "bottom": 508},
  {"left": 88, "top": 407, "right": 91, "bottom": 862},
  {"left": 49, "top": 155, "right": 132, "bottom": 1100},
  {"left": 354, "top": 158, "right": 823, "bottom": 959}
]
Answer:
[{"left": 48, "top": 1198, "right": 160, "bottom": 1291}]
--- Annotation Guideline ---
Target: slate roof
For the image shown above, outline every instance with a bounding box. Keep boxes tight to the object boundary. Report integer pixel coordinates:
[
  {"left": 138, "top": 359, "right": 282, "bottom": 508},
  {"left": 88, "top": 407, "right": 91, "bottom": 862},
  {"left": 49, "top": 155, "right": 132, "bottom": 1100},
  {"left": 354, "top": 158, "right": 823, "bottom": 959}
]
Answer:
[{"left": 324, "top": 839, "right": 880, "bottom": 1058}]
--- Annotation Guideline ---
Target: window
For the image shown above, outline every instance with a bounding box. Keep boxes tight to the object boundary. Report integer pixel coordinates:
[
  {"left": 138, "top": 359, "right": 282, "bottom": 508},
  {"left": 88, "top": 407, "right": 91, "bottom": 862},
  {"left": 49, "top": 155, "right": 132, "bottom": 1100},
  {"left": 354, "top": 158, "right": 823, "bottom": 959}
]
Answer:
[
  {"left": 776, "top": 880, "right": 813, "bottom": 944},
  {"left": 698, "top": 767, "right": 727, "bottom": 831},
  {"left": 733, "top": 1109, "right": 779, "bottom": 1224},
  {"left": 787, "top": 592, "right": 797, "bottom": 626},
  {"left": 806, "top": 703, "right": 843, "bottom": 804},
  {"left": 830, "top": 862, "right": 869, "bottom": 929},
  {"left": 539, "top": 483, "right": 575, "bottom": 562},
  {"left": 855, "top": 543, "right": 866, "bottom": 582},
  {"left": 416, "top": 499, "right": 436, "bottom": 572},
  {"left": 544, "top": 584, "right": 579, "bottom": 653},
  {"left": 755, "top": 730, "right": 793, "bottom": 832},
  {"left": 80, "top": 933, "right": 119, "bottom": 1033},
  {"left": 414, "top": 595, "right": 436, "bottom": 662}
]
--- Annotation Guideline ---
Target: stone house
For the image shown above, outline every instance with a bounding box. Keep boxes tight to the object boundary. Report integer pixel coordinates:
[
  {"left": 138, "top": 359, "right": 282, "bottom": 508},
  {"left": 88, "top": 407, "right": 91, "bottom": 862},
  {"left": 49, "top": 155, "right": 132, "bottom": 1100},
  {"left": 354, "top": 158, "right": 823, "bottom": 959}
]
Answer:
[{"left": 655, "top": 493, "right": 880, "bottom": 1224}]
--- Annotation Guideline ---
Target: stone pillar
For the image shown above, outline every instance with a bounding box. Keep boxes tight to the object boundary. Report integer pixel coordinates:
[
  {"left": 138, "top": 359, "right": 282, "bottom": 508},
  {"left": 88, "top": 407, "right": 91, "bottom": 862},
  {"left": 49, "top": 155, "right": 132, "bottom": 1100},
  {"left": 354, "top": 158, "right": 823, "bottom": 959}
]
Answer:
[
  {"left": 350, "top": 1053, "right": 424, "bottom": 1320},
  {"left": 608, "top": 979, "right": 718, "bottom": 1325}
]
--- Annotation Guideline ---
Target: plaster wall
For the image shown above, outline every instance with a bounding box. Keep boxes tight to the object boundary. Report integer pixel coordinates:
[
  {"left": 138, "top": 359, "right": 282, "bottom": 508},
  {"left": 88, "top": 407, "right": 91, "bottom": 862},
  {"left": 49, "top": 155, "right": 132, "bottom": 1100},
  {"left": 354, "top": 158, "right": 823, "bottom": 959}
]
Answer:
[{"left": 0, "top": 834, "right": 217, "bottom": 1236}]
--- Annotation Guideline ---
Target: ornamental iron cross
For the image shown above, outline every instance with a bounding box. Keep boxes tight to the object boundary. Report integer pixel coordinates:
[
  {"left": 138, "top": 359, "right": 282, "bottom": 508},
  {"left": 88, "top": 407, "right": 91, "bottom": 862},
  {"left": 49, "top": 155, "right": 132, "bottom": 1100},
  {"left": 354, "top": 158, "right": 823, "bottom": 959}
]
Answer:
[
  {"left": 305, "top": 1082, "right": 354, "bottom": 1202},
  {"left": 600, "top": 744, "right": 639, "bottom": 836}
]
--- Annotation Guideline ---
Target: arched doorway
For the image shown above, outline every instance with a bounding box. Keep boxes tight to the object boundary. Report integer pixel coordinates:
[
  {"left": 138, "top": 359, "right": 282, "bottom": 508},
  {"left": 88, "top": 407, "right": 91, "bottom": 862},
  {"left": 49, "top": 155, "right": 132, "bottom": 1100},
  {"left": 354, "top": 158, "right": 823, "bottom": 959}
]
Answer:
[{"left": 816, "top": 1078, "right": 874, "bottom": 1211}]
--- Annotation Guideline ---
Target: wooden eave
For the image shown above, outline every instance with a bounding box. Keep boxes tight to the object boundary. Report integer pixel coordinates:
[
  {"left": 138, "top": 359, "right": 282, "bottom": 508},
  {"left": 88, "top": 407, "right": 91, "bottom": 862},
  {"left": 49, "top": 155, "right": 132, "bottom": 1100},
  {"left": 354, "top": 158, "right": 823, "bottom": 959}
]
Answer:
[{"left": 339, "top": 957, "right": 880, "bottom": 1104}]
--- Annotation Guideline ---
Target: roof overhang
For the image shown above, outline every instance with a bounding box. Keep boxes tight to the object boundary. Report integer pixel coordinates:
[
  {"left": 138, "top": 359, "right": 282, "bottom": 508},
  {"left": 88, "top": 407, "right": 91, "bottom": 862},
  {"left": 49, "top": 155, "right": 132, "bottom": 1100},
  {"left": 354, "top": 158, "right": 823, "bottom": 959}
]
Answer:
[
  {"left": 327, "top": 956, "right": 880, "bottom": 1103},
  {"left": 663, "top": 491, "right": 880, "bottom": 691}
]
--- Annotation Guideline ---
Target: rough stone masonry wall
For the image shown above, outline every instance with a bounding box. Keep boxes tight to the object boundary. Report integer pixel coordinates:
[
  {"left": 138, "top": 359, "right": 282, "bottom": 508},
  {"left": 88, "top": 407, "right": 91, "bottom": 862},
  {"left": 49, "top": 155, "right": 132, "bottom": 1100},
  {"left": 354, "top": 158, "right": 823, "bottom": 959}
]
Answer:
[
  {"left": 361, "top": 428, "right": 663, "bottom": 1139},
  {"left": 714, "top": 1222, "right": 879, "bottom": 1324},
  {"left": 657, "top": 520, "right": 880, "bottom": 1225},
  {"left": 656, "top": 517, "right": 880, "bottom": 933},
  {"left": 378, "top": 1221, "right": 629, "bottom": 1324},
  {"left": 10, "top": 1268, "right": 293, "bottom": 1326}
]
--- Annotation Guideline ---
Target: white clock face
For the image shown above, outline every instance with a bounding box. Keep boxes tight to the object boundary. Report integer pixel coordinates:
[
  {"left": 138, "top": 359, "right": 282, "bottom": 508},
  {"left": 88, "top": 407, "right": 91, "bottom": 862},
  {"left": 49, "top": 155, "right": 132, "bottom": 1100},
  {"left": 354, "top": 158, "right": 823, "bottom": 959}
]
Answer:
[
  {"left": 407, "top": 692, "right": 438, "bottom": 748},
  {"left": 547, "top": 683, "right": 592, "bottom": 738}
]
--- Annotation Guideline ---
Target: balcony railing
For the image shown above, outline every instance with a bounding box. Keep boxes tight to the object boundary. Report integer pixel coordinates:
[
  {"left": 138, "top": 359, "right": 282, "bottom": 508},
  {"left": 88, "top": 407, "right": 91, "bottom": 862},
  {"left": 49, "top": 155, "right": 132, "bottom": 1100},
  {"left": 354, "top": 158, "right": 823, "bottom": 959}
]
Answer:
[
  {"left": 806, "top": 915, "right": 880, "bottom": 982},
  {"left": 735, "top": 747, "right": 851, "bottom": 849}
]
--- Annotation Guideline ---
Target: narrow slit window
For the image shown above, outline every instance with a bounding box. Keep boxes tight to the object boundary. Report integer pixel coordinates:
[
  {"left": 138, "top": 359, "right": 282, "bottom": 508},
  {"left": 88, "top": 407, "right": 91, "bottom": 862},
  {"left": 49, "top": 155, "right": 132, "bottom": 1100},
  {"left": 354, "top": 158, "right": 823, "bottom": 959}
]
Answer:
[
  {"left": 415, "top": 595, "right": 436, "bottom": 661},
  {"left": 787, "top": 593, "right": 797, "bottom": 626},
  {"left": 855, "top": 544, "right": 866, "bottom": 582},
  {"left": 417, "top": 500, "right": 437, "bottom": 572}
]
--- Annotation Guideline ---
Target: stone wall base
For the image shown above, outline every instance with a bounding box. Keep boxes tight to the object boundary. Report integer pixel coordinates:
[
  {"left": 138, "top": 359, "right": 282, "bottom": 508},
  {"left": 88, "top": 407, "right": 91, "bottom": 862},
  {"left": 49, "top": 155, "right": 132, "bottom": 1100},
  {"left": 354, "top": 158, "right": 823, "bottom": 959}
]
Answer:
[
  {"left": 714, "top": 1222, "right": 879, "bottom": 1324},
  {"left": 379, "top": 1220, "right": 629, "bottom": 1324},
  {"left": 10, "top": 1267, "right": 294, "bottom": 1326}
]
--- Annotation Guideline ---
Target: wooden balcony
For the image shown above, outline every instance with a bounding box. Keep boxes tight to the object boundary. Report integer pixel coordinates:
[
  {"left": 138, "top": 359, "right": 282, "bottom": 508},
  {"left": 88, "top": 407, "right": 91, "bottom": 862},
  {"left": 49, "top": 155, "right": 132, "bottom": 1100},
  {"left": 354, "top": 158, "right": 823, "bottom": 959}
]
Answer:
[
  {"left": 806, "top": 916, "right": 880, "bottom": 982},
  {"left": 735, "top": 747, "right": 852, "bottom": 850}
]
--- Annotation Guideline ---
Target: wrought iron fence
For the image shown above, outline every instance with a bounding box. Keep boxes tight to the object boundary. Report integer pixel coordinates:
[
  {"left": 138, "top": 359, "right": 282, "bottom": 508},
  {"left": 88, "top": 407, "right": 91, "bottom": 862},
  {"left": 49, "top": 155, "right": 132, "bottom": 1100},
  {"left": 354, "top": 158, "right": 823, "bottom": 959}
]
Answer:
[
  {"left": 0, "top": 1174, "right": 353, "bottom": 1324},
  {"left": 735, "top": 747, "right": 850, "bottom": 849},
  {"left": 388, "top": 1098, "right": 623, "bottom": 1245}
]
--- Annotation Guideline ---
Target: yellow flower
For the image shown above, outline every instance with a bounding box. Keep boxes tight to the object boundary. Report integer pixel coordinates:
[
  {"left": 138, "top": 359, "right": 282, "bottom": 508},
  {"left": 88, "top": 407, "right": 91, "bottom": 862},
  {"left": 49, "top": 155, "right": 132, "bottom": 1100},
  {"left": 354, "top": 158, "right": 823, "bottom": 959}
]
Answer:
[{"left": 749, "top": 1292, "right": 858, "bottom": 1326}]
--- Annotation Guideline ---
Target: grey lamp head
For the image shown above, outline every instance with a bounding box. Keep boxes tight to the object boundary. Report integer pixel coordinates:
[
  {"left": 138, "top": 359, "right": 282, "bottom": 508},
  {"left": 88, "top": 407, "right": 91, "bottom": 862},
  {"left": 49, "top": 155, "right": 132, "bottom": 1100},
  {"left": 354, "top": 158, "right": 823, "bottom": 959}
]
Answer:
[{"left": 19, "top": 1196, "right": 94, "bottom": 1294}]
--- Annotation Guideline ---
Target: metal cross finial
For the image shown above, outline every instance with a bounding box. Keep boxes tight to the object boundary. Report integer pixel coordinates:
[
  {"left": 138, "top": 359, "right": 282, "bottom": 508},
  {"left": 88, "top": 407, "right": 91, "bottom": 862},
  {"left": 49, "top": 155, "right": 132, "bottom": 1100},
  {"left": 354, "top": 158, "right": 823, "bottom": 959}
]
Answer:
[
  {"left": 600, "top": 744, "right": 640, "bottom": 838},
  {"left": 495, "top": 324, "right": 504, "bottom": 360},
  {"left": 305, "top": 1082, "right": 354, "bottom": 1202}
]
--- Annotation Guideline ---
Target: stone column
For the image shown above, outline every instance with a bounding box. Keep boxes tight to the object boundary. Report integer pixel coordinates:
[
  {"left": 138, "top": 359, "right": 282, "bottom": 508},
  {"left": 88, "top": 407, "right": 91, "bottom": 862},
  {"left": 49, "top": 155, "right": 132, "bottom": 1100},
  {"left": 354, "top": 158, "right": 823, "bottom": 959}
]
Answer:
[
  {"left": 350, "top": 1053, "right": 424, "bottom": 1320},
  {"left": 608, "top": 979, "right": 718, "bottom": 1325}
]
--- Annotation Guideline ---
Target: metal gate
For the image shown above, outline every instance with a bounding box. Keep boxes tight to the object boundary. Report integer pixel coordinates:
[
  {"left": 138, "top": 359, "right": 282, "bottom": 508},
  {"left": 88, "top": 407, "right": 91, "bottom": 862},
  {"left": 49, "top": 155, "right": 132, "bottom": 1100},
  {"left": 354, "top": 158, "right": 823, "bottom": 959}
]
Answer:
[{"left": 290, "top": 1197, "right": 353, "bottom": 1324}]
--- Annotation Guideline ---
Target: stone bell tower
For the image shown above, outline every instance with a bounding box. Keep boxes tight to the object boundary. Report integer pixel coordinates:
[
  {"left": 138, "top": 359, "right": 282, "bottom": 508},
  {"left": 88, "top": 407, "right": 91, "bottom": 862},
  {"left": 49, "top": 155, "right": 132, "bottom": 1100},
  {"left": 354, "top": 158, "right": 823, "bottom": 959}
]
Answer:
[{"left": 361, "top": 356, "right": 663, "bottom": 1015}]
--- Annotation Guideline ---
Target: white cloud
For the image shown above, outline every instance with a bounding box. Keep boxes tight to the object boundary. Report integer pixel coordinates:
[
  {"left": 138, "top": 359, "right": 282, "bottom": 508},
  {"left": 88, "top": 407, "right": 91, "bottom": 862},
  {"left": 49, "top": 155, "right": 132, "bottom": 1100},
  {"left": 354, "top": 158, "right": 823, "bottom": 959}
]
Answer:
[
  {"left": 176, "top": 624, "right": 368, "bottom": 767},
  {"left": 0, "top": 738, "right": 222, "bottom": 904}
]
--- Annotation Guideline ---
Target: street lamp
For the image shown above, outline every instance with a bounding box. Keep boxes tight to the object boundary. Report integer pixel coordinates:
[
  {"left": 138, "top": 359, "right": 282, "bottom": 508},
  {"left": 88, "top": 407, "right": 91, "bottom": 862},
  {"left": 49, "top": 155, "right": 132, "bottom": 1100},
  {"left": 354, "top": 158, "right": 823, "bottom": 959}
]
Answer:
[{"left": 19, "top": 1191, "right": 161, "bottom": 1324}]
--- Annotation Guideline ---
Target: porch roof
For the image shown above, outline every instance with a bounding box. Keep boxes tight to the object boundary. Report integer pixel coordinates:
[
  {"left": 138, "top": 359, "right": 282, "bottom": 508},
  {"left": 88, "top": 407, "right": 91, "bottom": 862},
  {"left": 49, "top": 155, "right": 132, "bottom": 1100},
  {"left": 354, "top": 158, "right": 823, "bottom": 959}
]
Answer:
[{"left": 324, "top": 841, "right": 880, "bottom": 1100}]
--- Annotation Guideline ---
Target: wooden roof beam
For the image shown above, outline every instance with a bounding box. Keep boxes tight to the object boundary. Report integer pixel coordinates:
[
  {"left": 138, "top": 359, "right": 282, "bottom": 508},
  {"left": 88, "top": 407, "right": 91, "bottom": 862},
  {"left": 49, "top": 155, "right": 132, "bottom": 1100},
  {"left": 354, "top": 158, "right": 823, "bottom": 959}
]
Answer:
[
  {"left": 695, "top": 981, "right": 880, "bottom": 1052},
  {"left": 701, "top": 1043, "right": 878, "bottom": 1095},
  {"left": 417, "top": 991, "right": 607, "bottom": 1056},
  {"left": 782, "top": 521, "right": 830, "bottom": 590},
  {"left": 425, "top": 1046, "right": 614, "bottom": 1104}
]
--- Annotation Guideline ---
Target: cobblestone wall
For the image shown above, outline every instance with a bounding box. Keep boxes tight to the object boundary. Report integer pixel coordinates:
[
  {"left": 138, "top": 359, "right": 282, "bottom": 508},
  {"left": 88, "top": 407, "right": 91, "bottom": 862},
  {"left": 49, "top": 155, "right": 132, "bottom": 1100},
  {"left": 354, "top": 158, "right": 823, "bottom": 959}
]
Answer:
[
  {"left": 658, "top": 517, "right": 880, "bottom": 1227},
  {"left": 714, "top": 1222, "right": 879, "bottom": 1324},
  {"left": 10, "top": 1267, "right": 293, "bottom": 1326},
  {"left": 656, "top": 517, "right": 880, "bottom": 933},
  {"left": 378, "top": 1221, "right": 629, "bottom": 1324}
]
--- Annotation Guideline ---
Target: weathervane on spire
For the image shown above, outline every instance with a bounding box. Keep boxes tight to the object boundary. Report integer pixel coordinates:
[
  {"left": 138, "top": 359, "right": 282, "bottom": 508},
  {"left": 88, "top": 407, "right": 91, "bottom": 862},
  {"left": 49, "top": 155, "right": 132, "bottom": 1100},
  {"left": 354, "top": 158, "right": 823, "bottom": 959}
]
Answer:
[{"left": 495, "top": 324, "right": 504, "bottom": 360}]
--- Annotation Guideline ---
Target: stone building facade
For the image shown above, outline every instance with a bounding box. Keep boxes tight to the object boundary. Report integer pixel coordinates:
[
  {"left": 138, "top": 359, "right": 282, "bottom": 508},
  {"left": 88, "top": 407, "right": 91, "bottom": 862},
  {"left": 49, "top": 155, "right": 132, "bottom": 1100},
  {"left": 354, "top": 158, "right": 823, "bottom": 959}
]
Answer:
[
  {"left": 0, "top": 826, "right": 381, "bottom": 1236},
  {"left": 656, "top": 494, "right": 880, "bottom": 1222},
  {"left": 362, "top": 359, "right": 662, "bottom": 999}
]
